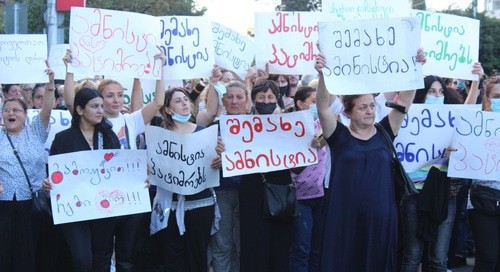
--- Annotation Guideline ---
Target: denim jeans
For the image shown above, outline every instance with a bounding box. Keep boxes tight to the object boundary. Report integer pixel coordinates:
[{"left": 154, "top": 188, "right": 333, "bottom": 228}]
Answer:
[
  {"left": 289, "top": 197, "right": 323, "bottom": 272},
  {"left": 210, "top": 189, "right": 240, "bottom": 272},
  {"left": 401, "top": 195, "right": 457, "bottom": 272}
]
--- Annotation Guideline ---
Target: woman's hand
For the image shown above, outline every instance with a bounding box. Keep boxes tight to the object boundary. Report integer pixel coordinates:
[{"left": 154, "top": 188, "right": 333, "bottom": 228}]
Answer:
[
  {"left": 210, "top": 65, "right": 222, "bottom": 85},
  {"left": 215, "top": 137, "right": 225, "bottom": 155},
  {"left": 43, "top": 179, "right": 52, "bottom": 192},
  {"left": 62, "top": 49, "right": 72, "bottom": 68},
  {"left": 471, "top": 62, "right": 484, "bottom": 79},
  {"left": 416, "top": 48, "right": 426, "bottom": 65},
  {"left": 0, "top": 181, "right": 3, "bottom": 194},
  {"left": 45, "top": 60, "right": 55, "bottom": 85},
  {"left": 153, "top": 45, "right": 166, "bottom": 64},
  {"left": 314, "top": 53, "right": 326, "bottom": 74},
  {"left": 145, "top": 175, "right": 151, "bottom": 189},
  {"left": 445, "top": 146, "right": 458, "bottom": 158},
  {"left": 211, "top": 155, "right": 222, "bottom": 169}
]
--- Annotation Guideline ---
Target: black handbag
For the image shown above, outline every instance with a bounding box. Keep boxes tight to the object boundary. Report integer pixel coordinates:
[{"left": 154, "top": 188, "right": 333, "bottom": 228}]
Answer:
[
  {"left": 6, "top": 133, "right": 52, "bottom": 216},
  {"left": 261, "top": 174, "right": 300, "bottom": 221},
  {"left": 470, "top": 183, "right": 500, "bottom": 215},
  {"left": 375, "top": 123, "right": 419, "bottom": 205}
]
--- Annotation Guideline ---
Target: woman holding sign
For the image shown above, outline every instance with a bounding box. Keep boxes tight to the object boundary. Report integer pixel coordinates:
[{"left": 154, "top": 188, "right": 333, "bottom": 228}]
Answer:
[
  {"left": 0, "top": 62, "right": 55, "bottom": 272},
  {"left": 461, "top": 76, "right": 500, "bottom": 272},
  {"left": 63, "top": 48, "right": 166, "bottom": 272},
  {"left": 238, "top": 79, "right": 295, "bottom": 272},
  {"left": 313, "top": 49, "right": 426, "bottom": 272},
  {"left": 149, "top": 87, "right": 221, "bottom": 272},
  {"left": 400, "top": 63, "right": 484, "bottom": 272},
  {"left": 49, "top": 88, "right": 121, "bottom": 272}
]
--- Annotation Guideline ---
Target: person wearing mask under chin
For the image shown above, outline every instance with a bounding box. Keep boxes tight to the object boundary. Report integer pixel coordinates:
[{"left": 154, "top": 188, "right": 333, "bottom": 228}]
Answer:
[{"left": 289, "top": 86, "right": 328, "bottom": 272}]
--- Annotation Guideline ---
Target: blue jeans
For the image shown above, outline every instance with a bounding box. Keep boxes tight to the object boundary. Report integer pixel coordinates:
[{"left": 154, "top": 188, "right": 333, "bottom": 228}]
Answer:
[
  {"left": 401, "top": 195, "right": 457, "bottom": 272},
  {"left": 210, "top": 189, "right": 240, "bottom": 272},
  {"left": 289, "top": 197, "right": 323, "bottom": 272}
]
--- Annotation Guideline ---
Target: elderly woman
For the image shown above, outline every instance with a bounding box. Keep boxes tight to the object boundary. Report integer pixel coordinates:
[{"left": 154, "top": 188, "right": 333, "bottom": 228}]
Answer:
[
  {"left": 314, "top": 49, "right": 426, "bottom": 272},
  {"left": 0, "top": 64, "right": 55, "bottom": 272}
]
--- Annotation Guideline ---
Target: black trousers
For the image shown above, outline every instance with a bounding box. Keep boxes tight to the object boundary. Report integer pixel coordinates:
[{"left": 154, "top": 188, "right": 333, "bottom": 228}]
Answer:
[
  {"left": 60, "top": 217, "right": 117, "bottom": 272},
  {"left": 154, "top": 205, "right": 214, "bottom": 272},
  {"left": 469, "top": 209, "right": 500, "bottom": 272},
  {"left": 239, "top": 179, "right": 292, "bottom": 272},
  {"left": 107, "top": 213, "right": 146, "bottom": 272},
  {"left": 0, "top": 199, "right": 35, "bottom": 272}
]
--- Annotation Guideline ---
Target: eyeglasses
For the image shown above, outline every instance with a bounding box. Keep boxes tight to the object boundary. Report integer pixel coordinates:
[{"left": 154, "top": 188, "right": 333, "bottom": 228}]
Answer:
[{"left": 3, "top": 108, "right": 24, "bottom": 114}]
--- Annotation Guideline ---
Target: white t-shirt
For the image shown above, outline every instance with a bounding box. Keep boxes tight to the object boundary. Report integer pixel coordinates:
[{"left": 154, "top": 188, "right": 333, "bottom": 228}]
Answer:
[{"left": 107, "top": 111, "right": 144, "bottom": 150}]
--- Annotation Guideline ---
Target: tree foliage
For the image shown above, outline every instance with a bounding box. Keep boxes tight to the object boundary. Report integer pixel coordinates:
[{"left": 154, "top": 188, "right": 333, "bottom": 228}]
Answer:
[
  {"left": 86, "top": 0, "right": 205, "bottom": 16},
  {"left": 278, "top": 0, "right": 321, "bottom": 11}
]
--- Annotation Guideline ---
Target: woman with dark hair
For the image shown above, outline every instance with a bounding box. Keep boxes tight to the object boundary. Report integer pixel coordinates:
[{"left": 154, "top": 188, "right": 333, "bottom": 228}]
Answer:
[
  {"left": 268, "top": 74, "right": 294, "bottom": 111},
  {"left": 314, "top": 49, "right": 426, "bottom": 272},
  {"left": 150, "top": 87, "right": 221, "bottom": 272},
  {"left": 239, "top": 79, "right": 294, "bottom": 272},
  {"left": 289, "top": 86, "right": 327, "bottom": 272},
  {"left": 0, "top": 64, "right": 55, "bottom": 272},
  {"left": 467, "top": 76, "right": 500, "bottom": 272},
  {"left": 401, "top": 62, "right": 484, "bottom": 272},
  {"left": 48, "top": 88, "right": 121, "bottom": 272}
]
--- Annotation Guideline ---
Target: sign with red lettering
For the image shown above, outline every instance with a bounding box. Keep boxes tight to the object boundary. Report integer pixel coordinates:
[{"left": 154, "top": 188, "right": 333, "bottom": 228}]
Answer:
[
  {"left": 412, "top": 10, "right": 480, "bottom": 81},
  {"left": 159, "top": 16, "right": 215, "bottom": 80},
  {"left": 255, "top": 12, "right": 324, "bottom": 75},
  {"left": 48, "top": 149, "right": 150, "bottom": 224},
  {"left": 68, "top": 7, "right": 162, "bottom": 80},
  {"left": 220, "top": 111, "right": 317, "bottom": 177},
  {"left": 145, "top": 125, "right": 220, "bottom": 195},
  {"left": 449, "top": 110, "right": 500, "bottom": 181},
  {"left": 318, "top": 17, "right": 423, "bottom": 95}
]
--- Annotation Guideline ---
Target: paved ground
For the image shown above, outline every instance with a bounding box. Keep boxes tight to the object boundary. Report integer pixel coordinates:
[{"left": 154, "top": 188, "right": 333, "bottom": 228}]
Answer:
[{"left": 450, "top": 257, "right": 474, "bottom": 272}]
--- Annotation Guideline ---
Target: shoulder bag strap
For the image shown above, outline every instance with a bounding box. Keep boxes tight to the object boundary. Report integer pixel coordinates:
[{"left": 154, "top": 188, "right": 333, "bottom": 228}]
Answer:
[
  {"left": 5, "top": 133, "right": 34, "bottom": 193},
  {"left": 374, "top": 122, "right": 397, "bottom": 159}
]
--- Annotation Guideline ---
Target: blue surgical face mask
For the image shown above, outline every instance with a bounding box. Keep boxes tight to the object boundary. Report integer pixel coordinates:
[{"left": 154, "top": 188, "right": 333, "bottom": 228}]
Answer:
[
  {"left": 491, "top": 98, "right": 500, "bottom": 112},
  {"left": 456, "top": 81, "right": 466, "bottom": 90},
  {"left": 425, "top": 95, "right": 445, "bottom": 105},
  {"left": 171, "top": 112, "right": 192, "bottom": 123},
  {"left": 308, "top": 103, "right": 318, "bottom": 120}
]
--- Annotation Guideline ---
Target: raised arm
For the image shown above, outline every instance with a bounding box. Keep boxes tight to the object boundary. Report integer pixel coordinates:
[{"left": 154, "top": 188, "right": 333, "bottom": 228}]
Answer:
[
  {"left": 130, "top": 78, "right": 143, "bottom": 112},
  {"left": 315, "top": 53, "right": 337, "bottom": 139},
  {"left": 140, "top": 46, "right": 166, "bottom": 124},
  {"left": 40, "top": 60, "right": 56, "bottom": 129},
  {"left": 388, "top": 48, "right": 426, "bottom": 135},
  {"left": 464, "top": 62, "right": 484, "bottom": 105},
  {"left": 196, "top": 65, "right": 222, "bottom": 126},
  {"left": 62, "top": 49, "right": 75, "bottom": 113}
]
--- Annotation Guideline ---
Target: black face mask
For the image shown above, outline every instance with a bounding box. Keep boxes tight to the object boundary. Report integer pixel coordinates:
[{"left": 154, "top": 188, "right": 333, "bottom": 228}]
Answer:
[
  {"left": 279, "top": 86, "right": 288, "bottom": 96},
  {"left": 254, "top": 102, "right": 277, "bottom": 115}
]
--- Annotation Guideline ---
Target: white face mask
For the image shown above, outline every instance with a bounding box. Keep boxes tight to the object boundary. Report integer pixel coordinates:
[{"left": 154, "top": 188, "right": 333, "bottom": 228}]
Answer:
[{"left": 425, "top": 95, "right": 444, "bottom": 105}]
